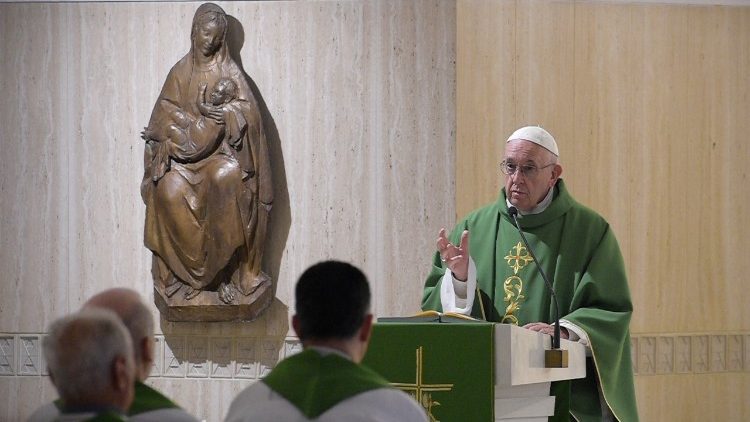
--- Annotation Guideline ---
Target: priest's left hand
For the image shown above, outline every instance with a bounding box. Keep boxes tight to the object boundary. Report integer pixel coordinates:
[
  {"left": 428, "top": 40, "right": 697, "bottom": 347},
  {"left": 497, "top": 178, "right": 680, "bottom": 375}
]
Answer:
[{"left": 523, "top": 322, "right": 569, "bottom": 339}]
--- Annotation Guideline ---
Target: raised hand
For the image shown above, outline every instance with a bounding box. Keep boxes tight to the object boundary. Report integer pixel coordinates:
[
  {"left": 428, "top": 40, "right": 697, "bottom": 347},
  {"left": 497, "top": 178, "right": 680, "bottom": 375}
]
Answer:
[{"left": 436, "top": 228, "right": 469, "bottom": 281}]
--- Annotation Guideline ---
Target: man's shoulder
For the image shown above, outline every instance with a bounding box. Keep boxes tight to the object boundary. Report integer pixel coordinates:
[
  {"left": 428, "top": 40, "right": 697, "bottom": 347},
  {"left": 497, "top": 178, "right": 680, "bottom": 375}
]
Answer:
[
  {"left": 226, "top": 382, "right": 427, "bottom": 422},
  {"left": 225, "top": 381, "right": 300, "bottom": 422},
  {"left": 323, "top": 388, "right": 428, "bottom": 422},
  {"left": 130, "top": 381, "right": 199, "bottom": 421},
  {"left": 558, "top": 195, "right": 622, "bottom": 252},
  {"left": 131, "top": 381, "right": 177, "bottom": 411},
  {"left": 352, "top": 387, "right": 423, "bottom": 407},
  {"left": 230, "top": 379, "right": 272, "bottom": 403},
  {"left": 556, "top": 181, "right": 609, "bottom": 226},
  {"left": 564, "top": 199, "right": 610, "bottom": 230}
]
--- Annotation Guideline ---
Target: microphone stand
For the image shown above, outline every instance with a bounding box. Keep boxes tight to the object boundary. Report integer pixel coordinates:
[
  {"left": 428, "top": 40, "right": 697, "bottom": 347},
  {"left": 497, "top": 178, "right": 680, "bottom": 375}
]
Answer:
[{"left": 508, "top": 206, "right": 568, "bottom": 368}]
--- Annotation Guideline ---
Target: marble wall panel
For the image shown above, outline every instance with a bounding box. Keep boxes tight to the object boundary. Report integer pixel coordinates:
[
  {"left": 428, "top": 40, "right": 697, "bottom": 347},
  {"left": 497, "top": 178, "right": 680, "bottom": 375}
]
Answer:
[
  {"left": 0, "top": 1, "right": 456, "bottom": 420},
  {"left": 0, "top": 3, "right": 70, "bottom": 335}
]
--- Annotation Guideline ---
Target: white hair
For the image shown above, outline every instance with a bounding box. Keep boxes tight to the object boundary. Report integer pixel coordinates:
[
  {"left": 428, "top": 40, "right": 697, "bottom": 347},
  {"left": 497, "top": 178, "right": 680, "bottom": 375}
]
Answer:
[{"left": 43, "top": 309, "right": 134, "bottom": 405}]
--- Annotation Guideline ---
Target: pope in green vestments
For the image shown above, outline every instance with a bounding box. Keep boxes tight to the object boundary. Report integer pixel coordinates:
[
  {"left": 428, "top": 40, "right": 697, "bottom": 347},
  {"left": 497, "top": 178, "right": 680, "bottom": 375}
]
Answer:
[{"left": 422, "top": 126, "right": 638, "bottom": 421}]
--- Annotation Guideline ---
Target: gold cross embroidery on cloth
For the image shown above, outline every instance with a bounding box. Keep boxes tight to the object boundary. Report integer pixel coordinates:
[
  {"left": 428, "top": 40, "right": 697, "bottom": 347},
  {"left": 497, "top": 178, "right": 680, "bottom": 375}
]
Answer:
[{"left": 501, "top": 242, "right": 530, "bottom": 324}]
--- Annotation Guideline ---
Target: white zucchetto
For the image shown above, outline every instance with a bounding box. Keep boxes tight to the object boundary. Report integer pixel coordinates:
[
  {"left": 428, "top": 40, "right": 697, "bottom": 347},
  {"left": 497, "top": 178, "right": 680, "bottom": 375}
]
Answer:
[{"left": 506, "top": 126, "right": 559, "bottom": 157}]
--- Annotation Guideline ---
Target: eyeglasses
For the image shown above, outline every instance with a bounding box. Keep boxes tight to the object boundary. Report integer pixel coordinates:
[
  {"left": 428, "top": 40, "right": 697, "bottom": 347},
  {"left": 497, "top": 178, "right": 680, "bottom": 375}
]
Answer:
[{"left": 500, "top": 160, "right": 556, "bottom": 178}]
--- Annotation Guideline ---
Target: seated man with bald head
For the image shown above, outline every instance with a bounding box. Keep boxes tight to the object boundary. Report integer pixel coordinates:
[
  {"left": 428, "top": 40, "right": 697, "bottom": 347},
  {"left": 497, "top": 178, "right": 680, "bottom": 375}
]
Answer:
[
  {"left": 29, "top": 288, "right": 199, "bottom": 422},
  {"left": 42, "top": 308, "right": 135, "bottom": 421}
]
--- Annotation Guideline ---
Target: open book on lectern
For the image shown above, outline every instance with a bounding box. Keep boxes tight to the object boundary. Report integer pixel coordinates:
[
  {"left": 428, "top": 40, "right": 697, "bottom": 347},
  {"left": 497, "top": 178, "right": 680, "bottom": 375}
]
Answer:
[{"left": 377, "top": 310, "right": 482, "bottom": 323}]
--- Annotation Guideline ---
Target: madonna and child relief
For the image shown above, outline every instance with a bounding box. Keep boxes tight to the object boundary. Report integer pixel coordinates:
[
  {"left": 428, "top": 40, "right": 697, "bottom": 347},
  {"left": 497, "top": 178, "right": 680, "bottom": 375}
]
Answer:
[{"left": 141, "top": 3, "right": 273, "bottom": 321}]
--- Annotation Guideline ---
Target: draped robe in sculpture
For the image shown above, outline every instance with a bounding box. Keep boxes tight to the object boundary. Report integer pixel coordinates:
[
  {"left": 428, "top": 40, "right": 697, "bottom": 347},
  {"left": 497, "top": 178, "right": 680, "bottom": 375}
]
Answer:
[
  {"left": 422, "top": 180, "right": 638, "bottom": 422},
  {"left": 141, "top": 35, "right": 272, "bottom": 296}
]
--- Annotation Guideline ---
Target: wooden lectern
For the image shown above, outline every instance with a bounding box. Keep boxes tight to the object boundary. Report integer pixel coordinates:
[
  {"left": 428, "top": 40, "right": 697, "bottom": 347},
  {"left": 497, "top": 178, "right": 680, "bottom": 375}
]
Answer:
[{"left": 362, "top": 321, "right": 586, "bottom": 422}]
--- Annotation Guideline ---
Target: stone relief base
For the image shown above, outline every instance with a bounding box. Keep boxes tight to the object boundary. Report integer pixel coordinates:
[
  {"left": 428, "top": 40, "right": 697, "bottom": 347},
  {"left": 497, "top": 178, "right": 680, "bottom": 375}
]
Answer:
[{"left": 154, "top": 279, "right": 274, "bottom": 322}]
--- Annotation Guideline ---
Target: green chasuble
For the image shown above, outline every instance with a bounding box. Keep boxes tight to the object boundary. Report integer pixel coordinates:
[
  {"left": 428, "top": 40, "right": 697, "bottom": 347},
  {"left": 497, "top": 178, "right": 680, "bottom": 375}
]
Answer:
[
  {"left": 422, "top": 179, "right": 638, "bottom": 422},
  {"left": 263, "top": 348, "right": 392, "bottom": 418},
  {"left": 128, "top": 380, "right": 180, "bottom": 415},
  {"left": 54, "top": 381, "right": 180, "bottom": 417}
]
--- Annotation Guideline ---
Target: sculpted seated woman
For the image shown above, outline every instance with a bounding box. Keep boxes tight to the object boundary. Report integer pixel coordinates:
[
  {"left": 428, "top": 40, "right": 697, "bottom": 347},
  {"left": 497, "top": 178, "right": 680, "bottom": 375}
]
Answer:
[{"left": 141, "top": 3, "right": 272, "bottom": 305}]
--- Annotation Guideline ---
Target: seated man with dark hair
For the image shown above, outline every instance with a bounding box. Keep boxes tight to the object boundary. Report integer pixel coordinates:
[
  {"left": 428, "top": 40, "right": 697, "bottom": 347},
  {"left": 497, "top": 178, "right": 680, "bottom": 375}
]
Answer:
[
  {"left": 225, "top": 260, "right": 427, "bottom": 422},
  {"left": 42, "top": 309, "right": 135, "bottom": 422}
]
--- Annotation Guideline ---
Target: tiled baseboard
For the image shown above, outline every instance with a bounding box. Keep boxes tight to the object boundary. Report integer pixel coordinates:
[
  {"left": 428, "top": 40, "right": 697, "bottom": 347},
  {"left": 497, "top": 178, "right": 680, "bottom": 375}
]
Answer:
[
  {"left": 0, "top": 334, "right": 302, "bottom": 380},
  {"left": 631, "top": 333, "right": 750, "bottom": 375},
  {"left": 4, "top": 332, "right": 747, "bottom": 378}
]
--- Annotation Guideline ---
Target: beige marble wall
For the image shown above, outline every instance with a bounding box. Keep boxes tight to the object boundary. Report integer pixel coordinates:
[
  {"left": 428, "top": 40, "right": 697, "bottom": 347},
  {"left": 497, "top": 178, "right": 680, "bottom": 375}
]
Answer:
[{"left": 0, "top": 1, "right": 456, "bottom": 420}]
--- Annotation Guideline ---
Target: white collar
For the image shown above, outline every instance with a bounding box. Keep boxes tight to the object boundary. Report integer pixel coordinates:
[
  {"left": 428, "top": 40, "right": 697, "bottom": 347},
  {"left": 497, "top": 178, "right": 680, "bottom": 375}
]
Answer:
[
  {"left": 506, "top": 185, "right": 555, "bottom": 216},
  {"left": 308, "top": 345, "right": 353, "bottom": 361}
]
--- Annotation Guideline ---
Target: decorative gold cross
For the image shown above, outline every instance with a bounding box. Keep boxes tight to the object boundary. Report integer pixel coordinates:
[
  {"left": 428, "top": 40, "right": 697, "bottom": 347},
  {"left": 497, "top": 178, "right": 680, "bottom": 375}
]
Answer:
[
  {"left": 391, "top": 346, "right": 454, "bottom": 422},
  {"left": 504, "top": 241, "right": 533, "bottom": 274}
]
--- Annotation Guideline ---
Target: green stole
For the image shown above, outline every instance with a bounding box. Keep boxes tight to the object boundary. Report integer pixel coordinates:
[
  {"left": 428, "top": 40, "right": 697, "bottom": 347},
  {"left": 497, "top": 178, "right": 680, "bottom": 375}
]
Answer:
[
  {"left": 263, "top": 348, "right": 391, "bottom": 418},
  {"left": 53, "top": 380, "right": 179, "bottom": 416},
  {"left": 422, "top": 179, "right": 638, "bottom": 422}
]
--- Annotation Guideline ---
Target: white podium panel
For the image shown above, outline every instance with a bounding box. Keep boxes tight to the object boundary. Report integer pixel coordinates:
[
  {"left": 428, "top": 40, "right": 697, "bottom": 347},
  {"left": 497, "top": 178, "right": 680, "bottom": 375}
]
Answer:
[{"left": 493, "top": 324, "right": 586, "bottom": 421}]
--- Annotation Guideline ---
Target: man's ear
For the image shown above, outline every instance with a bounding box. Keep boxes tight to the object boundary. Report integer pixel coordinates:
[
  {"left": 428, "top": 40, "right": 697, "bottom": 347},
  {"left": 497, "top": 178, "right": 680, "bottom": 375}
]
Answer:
[
  {"left": 112, "top": 356, "right": 131, "bottom": 393},
  {"left": 358, "top": 314, "right": 374, "bottom": 343},
  {"left": 141, "top": 337, "right": 155, "bottom": 368},
  {"left": 112, "top": 355, "right": 135, "bottom": 411},
  {"left": 549, "top": 164, "right": 563, "bottom": 187}
]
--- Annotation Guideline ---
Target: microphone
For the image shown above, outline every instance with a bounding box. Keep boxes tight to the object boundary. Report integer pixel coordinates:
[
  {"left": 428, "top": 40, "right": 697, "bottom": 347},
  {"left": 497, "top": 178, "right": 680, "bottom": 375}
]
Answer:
[{"left": 508, "top": 206, "right": 568, "bottom": 368}]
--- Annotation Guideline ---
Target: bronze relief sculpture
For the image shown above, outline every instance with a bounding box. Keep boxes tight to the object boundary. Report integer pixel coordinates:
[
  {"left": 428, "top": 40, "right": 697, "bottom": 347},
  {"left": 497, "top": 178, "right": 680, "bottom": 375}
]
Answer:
[{"left": 141, "top": 3, "right": 273, "bottom": 321}]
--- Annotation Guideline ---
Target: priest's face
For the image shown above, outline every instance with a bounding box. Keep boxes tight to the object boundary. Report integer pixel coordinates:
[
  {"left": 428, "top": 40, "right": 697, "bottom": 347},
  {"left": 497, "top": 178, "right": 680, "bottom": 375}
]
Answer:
[{"left": 503, "top": 140, "right": 562, "bottom": 212}]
